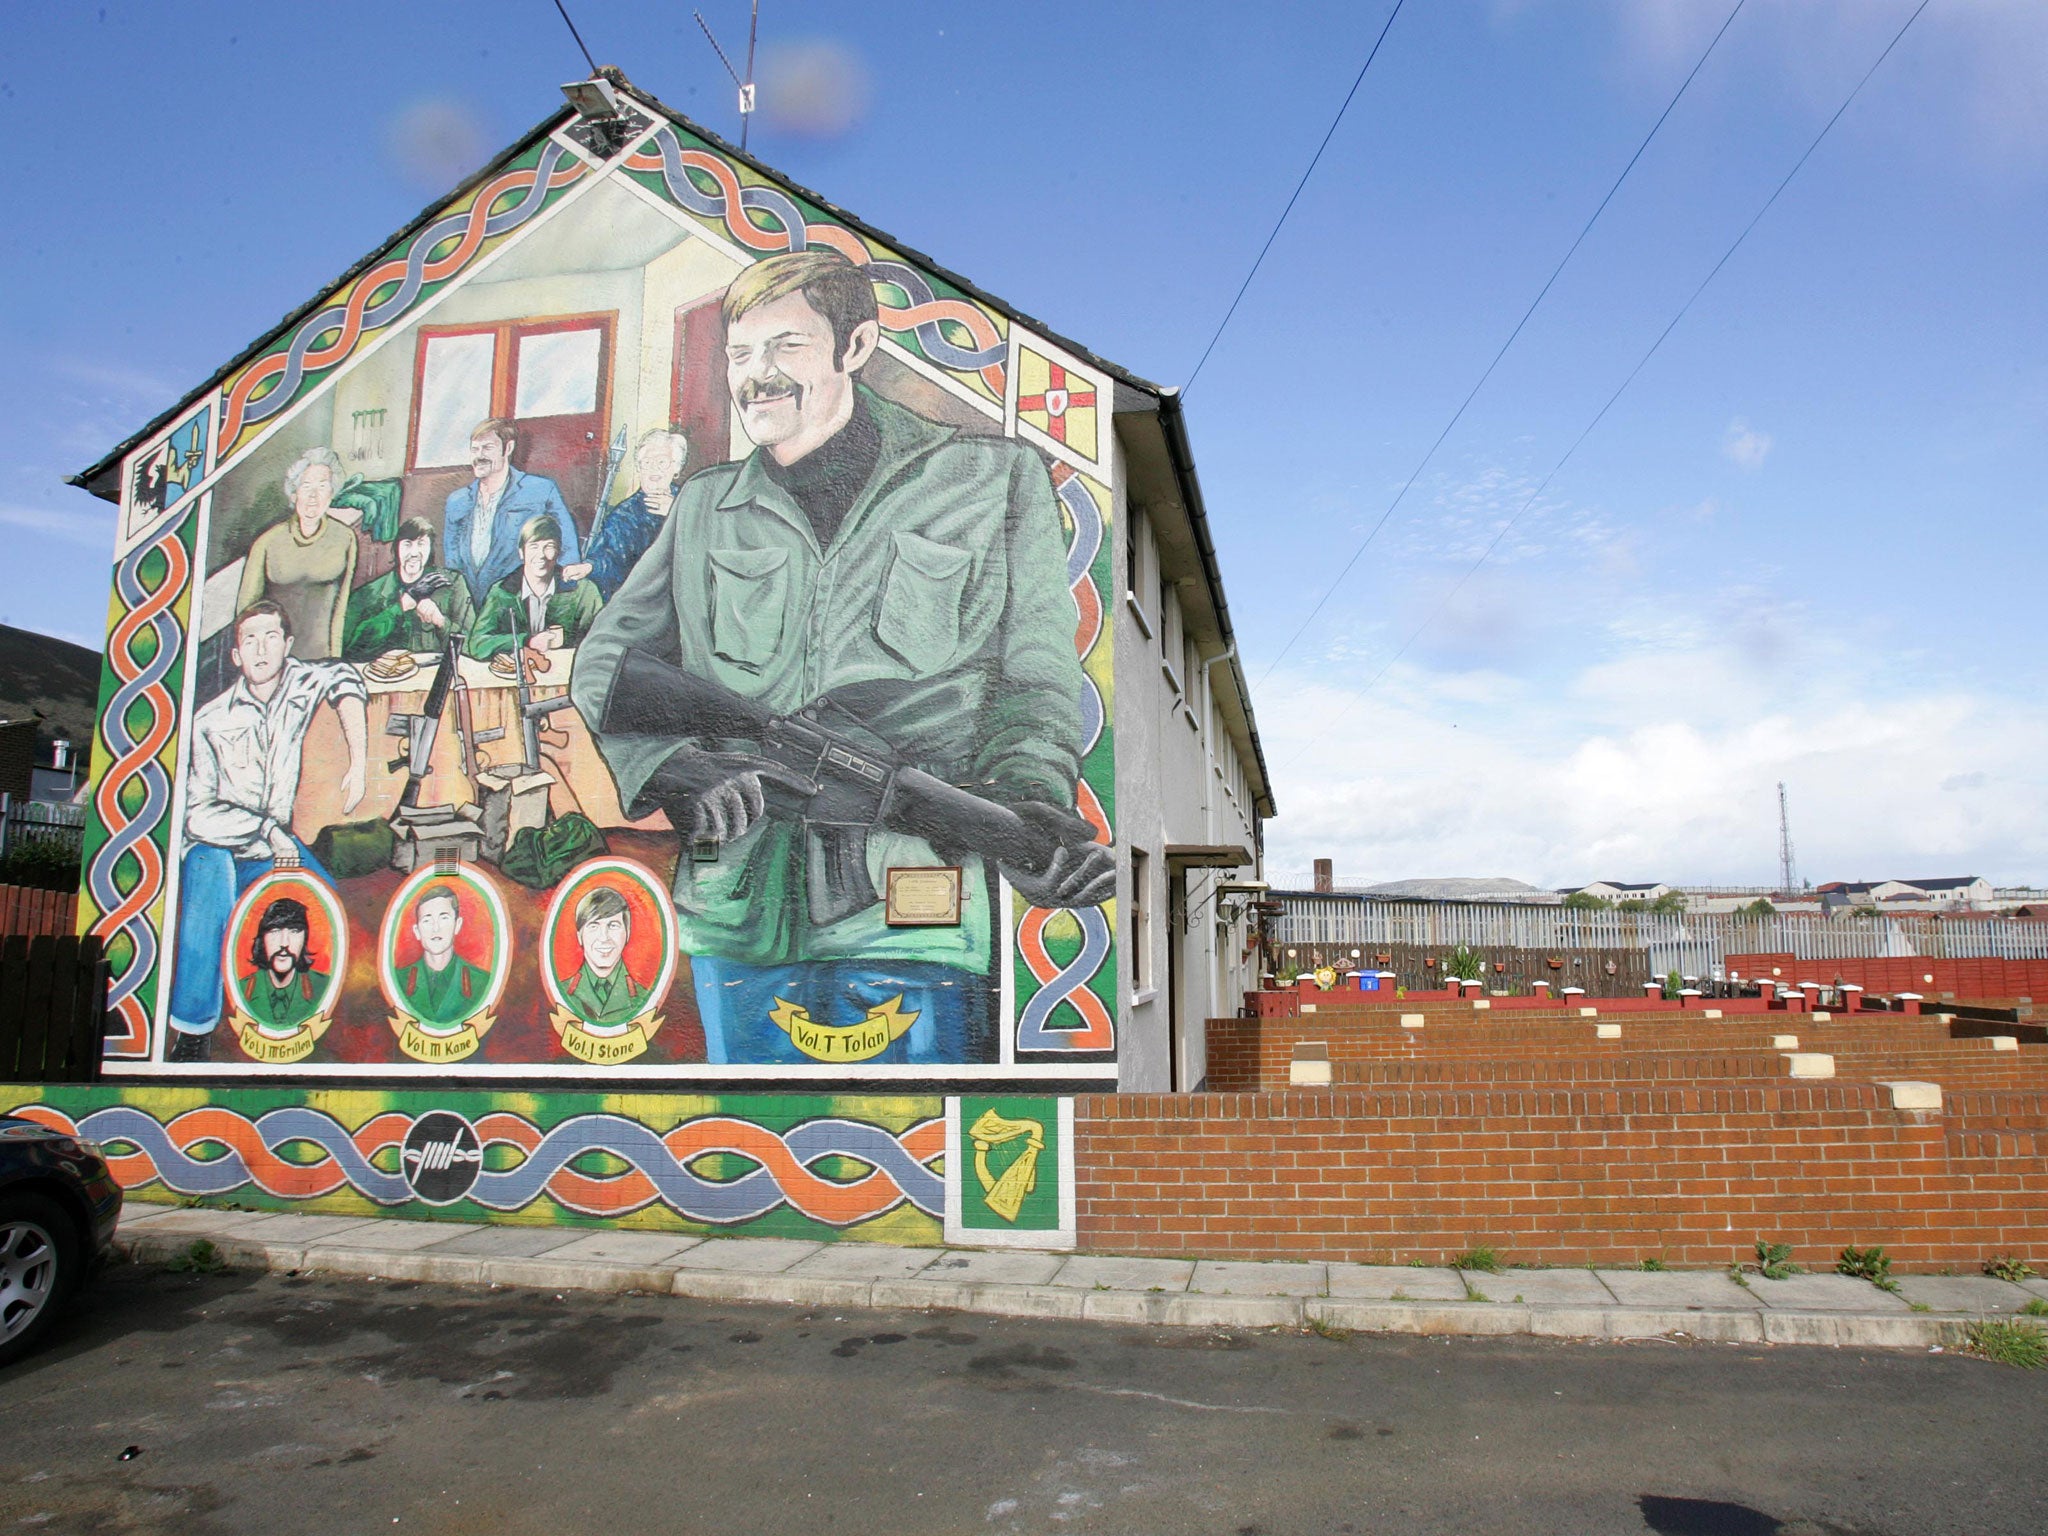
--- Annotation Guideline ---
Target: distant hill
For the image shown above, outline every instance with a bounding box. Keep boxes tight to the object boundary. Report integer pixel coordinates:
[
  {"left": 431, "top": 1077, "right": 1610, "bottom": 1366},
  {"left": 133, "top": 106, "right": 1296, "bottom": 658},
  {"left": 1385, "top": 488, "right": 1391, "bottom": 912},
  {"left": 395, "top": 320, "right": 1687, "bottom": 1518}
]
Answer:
[{"left": 0, "top": 623, "right": 101, "bottom": 756}]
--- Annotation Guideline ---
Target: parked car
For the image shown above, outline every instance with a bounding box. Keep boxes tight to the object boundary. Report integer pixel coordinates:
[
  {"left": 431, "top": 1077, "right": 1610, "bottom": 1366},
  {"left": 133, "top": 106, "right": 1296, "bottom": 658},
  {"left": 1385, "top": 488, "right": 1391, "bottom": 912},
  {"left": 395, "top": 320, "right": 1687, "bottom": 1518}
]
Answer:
[{"left": 0, "top": 1113, "right": 122, "bottom": 1367}]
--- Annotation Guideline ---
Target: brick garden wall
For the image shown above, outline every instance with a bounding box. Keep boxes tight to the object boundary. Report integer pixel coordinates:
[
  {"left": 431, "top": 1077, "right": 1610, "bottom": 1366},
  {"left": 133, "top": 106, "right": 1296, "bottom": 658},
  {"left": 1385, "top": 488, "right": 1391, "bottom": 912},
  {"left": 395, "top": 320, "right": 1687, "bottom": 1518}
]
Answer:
[
  {"left": 1728, "top": 952, "right": 2048, "bottom": 1000},
  {"left": 1072, "top": 1084, "right": 2048, "bottom": 1272}
]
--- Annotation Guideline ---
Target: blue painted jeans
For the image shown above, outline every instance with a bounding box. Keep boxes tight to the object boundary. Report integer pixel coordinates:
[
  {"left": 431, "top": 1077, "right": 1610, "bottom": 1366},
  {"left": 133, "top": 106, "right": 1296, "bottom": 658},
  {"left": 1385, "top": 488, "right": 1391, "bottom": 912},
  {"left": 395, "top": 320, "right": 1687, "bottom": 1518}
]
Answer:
[
  {"left": 689, "top": 957, "right": 991, "bottom": 1065},
  {"left": 167, "top": 839, "right": 327, "bottom": 1036}
]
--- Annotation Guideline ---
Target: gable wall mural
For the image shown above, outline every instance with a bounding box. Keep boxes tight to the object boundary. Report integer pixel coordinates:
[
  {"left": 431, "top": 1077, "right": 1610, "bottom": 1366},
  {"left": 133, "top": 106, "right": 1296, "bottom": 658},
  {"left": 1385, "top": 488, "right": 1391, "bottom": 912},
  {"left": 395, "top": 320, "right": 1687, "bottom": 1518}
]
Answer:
[{"left": 78, "top": 107, "right": 1119, "bottom": 1087}]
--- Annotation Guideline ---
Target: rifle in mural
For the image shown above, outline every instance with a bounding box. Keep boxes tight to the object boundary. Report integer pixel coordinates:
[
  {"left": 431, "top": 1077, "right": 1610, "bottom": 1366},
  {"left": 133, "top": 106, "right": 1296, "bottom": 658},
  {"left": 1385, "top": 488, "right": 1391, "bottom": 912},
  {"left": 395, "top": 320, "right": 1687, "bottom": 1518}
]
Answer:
[
  {"left": 488, "top": 592, "right": 577, "bottom": 775},
  {"left": 379, "top": 625, "right": 490, "bottom": 870},
  {"left": 387, "top": 624, "right": 465, "bottom": 811},
  {"left": 599, "top": 650, "right": 1105, "bottom": 924},
  {"left": 584, "top": 425, "right": 630, "bottom": 547}
]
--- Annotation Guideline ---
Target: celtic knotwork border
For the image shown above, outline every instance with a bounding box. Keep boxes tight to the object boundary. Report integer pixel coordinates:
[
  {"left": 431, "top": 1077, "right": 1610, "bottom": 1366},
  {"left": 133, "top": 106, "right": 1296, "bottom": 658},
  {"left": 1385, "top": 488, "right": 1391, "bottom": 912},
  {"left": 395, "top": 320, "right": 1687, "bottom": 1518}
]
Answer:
[
  {"left": 216, "top": 139, "right": 590, "bottom": 463},
  {"left": 624, "top": 126, "right": 1010, "bottom": 401},
  {"left": 17, "top": 1100, "right": 944, "bottom": 1227},
  {"left": 83, "top": 517, "right": 193, "bottom": 1057}
]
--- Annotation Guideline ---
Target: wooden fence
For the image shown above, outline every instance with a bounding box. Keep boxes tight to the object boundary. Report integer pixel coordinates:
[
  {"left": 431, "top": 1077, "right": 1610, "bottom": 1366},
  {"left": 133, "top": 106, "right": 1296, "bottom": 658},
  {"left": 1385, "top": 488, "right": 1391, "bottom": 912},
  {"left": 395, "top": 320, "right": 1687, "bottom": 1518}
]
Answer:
[
  {"left": 0, "top": 883, "right": 78, "bottom": 939},
  {"left": 0, "top": 794, "right": 86, "bottom": 863},
  {"left": 0, "top": 934, "right": 107, "bottom": 1083}
]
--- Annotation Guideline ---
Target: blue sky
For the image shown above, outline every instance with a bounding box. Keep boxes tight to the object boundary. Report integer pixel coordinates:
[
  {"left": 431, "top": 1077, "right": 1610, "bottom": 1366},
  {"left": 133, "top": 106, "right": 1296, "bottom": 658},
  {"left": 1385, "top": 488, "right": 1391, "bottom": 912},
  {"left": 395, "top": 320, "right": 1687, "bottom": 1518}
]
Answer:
[{"left": 3, "top": 1, "right": 2043, "bottom": 887}]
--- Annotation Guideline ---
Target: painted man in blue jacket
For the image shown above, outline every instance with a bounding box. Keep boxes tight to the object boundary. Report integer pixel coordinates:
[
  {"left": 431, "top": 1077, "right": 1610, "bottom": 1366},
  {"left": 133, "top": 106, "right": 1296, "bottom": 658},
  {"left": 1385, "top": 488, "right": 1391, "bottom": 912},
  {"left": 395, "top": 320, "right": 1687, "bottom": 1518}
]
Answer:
[{"left": 443, "top": 417, "right": 580, "bottom": 605}]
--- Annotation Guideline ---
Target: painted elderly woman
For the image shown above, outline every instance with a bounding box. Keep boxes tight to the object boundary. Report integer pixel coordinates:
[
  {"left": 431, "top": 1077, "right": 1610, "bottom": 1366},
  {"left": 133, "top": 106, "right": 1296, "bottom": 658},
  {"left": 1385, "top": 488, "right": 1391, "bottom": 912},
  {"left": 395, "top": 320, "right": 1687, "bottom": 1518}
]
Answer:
[{"left": 235, "top": 445, "right": 362, "bottom": 660}]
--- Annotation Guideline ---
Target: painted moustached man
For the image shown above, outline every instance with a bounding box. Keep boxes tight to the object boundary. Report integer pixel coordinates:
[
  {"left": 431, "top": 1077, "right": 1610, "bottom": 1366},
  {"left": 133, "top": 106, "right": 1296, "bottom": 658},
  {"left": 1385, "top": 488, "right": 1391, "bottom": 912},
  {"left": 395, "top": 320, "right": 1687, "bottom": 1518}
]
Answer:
[
  {"left": 573, "top": 249, "right": 1113, "bottom": 1067},
  {"left": 443, "top": 418, "right": 581, "bottom": 606},
  {"left": 167, "top": 600, "right": 366, "bottom": 1061},
  {"left": 239, "top": 896, "right": 330, "bottom": 1032}
]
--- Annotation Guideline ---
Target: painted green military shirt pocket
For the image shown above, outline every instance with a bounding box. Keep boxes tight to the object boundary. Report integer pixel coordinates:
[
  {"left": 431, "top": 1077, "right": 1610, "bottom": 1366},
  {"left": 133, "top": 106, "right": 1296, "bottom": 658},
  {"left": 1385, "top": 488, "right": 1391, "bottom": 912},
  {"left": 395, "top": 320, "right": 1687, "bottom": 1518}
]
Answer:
[
  {"left": 708, "top": 546, "right": 790, "bottom": 670},
  {"left": 874, "top": 530, "right": 971, "bottom": 674}
]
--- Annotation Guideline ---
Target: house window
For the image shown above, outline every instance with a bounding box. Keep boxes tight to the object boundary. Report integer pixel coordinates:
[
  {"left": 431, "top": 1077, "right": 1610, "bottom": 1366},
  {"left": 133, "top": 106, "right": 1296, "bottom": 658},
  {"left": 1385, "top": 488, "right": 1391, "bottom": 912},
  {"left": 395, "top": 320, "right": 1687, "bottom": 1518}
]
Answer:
[
  {"left": 1126, "top": 506, "right": 1142, "bottom": 601},
  {"left": 1129, "top": 846, "right": 1152, "bottom": 994}
]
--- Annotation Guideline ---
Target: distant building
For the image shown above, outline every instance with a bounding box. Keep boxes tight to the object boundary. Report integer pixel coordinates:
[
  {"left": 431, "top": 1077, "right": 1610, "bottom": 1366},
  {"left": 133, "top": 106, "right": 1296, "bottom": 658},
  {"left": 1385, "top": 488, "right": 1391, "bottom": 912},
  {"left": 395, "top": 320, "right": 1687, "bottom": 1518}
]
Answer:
[
  {"left": 0, "top": 621, "right": 99, "bottom": 803},
  {"left": 1817, "top": 877, "right": 1991, "bottom": 910},
  {"left": 1562, "top": 880, "right": 1672, "bottom": 904}
]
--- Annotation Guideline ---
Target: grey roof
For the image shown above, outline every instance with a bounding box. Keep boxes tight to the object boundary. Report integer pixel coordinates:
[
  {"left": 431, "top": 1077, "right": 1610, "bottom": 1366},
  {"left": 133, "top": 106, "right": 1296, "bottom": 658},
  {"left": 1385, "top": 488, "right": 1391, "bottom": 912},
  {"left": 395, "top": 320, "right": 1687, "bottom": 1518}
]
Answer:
[
  {"left": 1357, "top": 878, "right": 1563, "bottom": 904},
  {"left": 1828, "top": 877, "right": 1982, "bottom": 894}
]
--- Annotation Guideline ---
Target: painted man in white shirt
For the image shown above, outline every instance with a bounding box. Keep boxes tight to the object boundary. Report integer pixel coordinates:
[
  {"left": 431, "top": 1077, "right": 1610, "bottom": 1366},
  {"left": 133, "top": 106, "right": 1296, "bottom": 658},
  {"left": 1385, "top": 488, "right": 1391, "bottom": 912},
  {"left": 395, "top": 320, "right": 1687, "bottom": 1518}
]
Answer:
[{"left": 166, "top": 599, "right": 367, "bottom": 1061}]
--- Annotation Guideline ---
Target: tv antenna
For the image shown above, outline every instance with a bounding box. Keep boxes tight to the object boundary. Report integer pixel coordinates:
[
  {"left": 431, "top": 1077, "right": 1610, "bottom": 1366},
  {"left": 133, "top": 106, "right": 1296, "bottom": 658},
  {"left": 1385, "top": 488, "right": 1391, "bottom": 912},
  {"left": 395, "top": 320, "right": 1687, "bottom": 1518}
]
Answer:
[
  {"left": 694, "top": 2, "right": 759, "bottom": 150},
  {"left": 1777, "top": 781, "right": 1800, "bottom": 895}
]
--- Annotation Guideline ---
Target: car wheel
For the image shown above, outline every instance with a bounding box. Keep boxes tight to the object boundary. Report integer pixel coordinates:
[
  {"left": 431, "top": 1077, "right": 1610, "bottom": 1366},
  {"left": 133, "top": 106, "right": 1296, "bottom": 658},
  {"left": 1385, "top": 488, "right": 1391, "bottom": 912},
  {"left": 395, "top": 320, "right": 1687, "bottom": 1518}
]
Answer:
[{"left": 0, "top": 1192, "right": 80, "bottom": 1368}]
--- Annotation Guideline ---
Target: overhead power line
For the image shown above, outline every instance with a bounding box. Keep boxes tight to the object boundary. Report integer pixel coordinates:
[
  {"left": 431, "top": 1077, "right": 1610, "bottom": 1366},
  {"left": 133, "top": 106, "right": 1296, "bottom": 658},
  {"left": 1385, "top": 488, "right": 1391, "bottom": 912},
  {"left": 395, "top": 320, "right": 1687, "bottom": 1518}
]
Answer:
[
  {"left": 1184, "top": 0, "right": 1408, "bottom": 395},
  {"left": 1258, "top": 0, "right": 1749, "bottom": 685},
  {"left": 551, "top": 0, "right": 599, "bottom": 74},
  {"left": 1279, "top": 0, "right": 1934, "bottom": 772}
]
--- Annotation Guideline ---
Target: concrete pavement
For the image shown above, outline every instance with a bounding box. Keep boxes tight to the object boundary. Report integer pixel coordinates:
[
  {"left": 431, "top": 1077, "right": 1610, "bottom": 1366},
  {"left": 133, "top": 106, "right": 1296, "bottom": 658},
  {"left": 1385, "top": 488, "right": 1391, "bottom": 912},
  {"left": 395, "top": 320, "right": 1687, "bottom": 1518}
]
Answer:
[{"left": 114, "top": 1200, "right": 2048, "bottom": 1351}]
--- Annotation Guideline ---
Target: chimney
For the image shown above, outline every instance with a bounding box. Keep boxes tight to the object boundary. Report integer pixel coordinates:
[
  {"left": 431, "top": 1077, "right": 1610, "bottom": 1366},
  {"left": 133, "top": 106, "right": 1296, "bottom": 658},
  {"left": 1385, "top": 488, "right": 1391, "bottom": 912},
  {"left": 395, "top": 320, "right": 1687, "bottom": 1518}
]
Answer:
[{"left": 1313, "top": 858, "right": 1333, "bottom": 894}]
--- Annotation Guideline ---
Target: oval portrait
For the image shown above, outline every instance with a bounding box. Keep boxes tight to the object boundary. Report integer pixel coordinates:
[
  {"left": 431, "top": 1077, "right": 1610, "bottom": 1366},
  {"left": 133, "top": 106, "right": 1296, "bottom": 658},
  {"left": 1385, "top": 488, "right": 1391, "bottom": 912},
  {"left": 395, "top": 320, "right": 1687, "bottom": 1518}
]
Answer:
[
  {"left": 378, "top": 864, "right": 510, "bottom": 1063},
  {"left": 540, "top": 858, "right": 679, "bottom": 1065},
  {"left": 222, "top": 870, "right": 346, "bottom": 1064}
]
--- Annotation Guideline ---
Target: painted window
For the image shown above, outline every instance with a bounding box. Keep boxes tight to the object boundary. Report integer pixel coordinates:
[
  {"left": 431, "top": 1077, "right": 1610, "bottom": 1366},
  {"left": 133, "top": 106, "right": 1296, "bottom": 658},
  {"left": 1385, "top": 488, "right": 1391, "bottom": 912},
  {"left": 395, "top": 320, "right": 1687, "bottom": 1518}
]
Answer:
[{"left": 408, "top": 313, "right": 616, "bottom": 471}]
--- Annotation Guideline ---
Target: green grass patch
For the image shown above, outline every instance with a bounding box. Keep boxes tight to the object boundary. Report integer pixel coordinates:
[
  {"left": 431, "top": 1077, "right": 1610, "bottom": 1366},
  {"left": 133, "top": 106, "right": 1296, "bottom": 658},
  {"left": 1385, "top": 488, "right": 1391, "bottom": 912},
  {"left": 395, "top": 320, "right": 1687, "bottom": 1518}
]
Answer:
[
  {"left": 1961, "top": 1320, "right": 2047, "bottom": 1369},
  {"left": 165, "top": 1239, "right": 225, "bottom": 1275},
  {"left": 1453, "top": 1246, "right": 1503, "bottom": 1274}
]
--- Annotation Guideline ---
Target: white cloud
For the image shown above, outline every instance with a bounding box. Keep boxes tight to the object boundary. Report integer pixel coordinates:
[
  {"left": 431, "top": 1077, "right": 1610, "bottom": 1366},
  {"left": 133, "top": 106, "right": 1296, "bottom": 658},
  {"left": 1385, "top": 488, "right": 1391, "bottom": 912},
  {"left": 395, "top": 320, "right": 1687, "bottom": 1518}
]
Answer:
[
  {"left": 0, "top": 502, "right": 115, "bottom": 548},
  {"left": 1722, "top": 418, "right": 1772, "bottom": 469},
  {"left": 1258, "top": 611, "right": 2048, "bottom": 888},
  {"left": 1578, "top": 0, "right": 2048, "bottom": 172}
]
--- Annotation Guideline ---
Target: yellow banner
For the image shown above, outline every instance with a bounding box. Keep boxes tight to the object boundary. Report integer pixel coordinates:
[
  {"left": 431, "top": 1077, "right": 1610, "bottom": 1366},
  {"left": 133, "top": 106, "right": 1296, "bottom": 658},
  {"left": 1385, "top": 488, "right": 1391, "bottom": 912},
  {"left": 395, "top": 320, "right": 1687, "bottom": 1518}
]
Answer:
[
  {"left": 769, "top": 994, "right": 918, "bottom": 1063},
  {"left": 230, "top": 1009, "right": 330, "bottom": 1065},
  {"left": 550, "top": 1008, "right": 664, "bottom": 1065},
  {"left": 389, "top": 1011, "right": 494, "bottom": 1063}
]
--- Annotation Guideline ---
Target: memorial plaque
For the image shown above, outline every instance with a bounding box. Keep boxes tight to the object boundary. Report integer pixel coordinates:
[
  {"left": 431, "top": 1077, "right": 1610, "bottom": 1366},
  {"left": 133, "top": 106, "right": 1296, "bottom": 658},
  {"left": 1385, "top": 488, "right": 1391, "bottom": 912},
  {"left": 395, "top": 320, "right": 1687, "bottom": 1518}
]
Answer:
[{"left": 886, "top": 866, "right": 963, "bottom": 926}]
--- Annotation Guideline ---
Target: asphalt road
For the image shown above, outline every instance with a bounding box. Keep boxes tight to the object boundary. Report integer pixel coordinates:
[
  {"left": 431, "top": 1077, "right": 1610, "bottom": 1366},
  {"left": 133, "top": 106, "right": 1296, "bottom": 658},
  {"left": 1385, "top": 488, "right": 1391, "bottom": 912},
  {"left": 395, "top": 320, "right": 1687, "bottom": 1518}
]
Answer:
[{"left": 2, "top": 1261, "right": 2044, "bottom": 1535}]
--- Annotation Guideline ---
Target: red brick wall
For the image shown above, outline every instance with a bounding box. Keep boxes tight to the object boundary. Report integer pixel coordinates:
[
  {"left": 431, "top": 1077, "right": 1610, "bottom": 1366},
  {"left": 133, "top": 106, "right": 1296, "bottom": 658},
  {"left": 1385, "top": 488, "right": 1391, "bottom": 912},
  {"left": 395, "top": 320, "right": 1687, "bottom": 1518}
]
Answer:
[
  {"left": 1073, "top": 1085, "right": 2048, "bottom": 1271},
  {"left": 1728, "top": 952, "right": 2048, "bottom": 1001}
]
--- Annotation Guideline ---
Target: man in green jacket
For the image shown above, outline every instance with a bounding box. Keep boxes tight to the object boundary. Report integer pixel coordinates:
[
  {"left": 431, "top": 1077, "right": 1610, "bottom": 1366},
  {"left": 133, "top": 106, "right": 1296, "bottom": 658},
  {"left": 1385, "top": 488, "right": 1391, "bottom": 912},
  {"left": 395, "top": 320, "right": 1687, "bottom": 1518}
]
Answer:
[
  {"left": 238, "top": 896, "right": 330, "bottom": 1033},
  {"left": 391, "top": 884, "right": 491, "bottom": 1027},
  {"left": 342, "top": 517, "right": 475, "bottom": 661},
  {"left": 557, "top": 885, "right": 650, "bottom": 1027},
  {"left": 468, "top": 515, "right": 603, "bottom": 663},
  {"left": 572, "top": 249, "right": 1112, "bottom": 1067}
]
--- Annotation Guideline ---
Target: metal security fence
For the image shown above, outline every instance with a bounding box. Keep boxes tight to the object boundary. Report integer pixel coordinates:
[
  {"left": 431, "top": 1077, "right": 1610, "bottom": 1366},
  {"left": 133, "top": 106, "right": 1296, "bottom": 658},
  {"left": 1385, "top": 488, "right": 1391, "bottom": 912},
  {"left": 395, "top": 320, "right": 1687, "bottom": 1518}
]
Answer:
[{"left": 1268, "top": 894, "right": 2048, "bottom": 978}]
